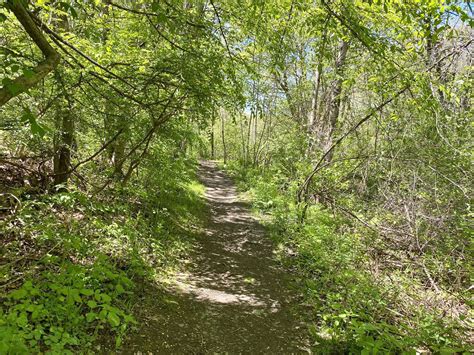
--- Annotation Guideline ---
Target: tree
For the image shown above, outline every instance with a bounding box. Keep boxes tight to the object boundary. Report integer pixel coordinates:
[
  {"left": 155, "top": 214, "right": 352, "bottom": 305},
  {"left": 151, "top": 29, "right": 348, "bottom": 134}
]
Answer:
[{"left": 0, "top": 0, "right": 60, "bottom": 107}]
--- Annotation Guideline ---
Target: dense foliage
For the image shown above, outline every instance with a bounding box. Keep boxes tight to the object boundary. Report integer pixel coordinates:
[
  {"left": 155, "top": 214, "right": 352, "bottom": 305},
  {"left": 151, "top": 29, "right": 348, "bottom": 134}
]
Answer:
[
  {"left": 212, "top": 0, "right": 472, "bottom": 352},
  {"left": 0, "top": 0, "right": 472, "bottom": 353},
  {"left": 1, "top": 155, "right": 205, "bottom": 352}
]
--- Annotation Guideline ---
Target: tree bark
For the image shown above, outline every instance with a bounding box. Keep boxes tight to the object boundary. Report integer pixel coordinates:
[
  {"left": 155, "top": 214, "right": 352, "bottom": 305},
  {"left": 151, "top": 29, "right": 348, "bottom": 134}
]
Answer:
[
  {"left": 52, "top": 11, "right": 74, "bottom": 188},
  {"left": 0, "top": 0, "right": 60, "bottom": 107},
  {"left": 322, "top": 40, "right": 349, "bottom": 162},
  {"left": 307, "top": 65, "right": 322, "bottom": 154},
  {"left": 53, "top": 104, "right": 74, "bottom": 186},
  {"left": 425, "top": 18, "right": 447, "bottom": 108},
  {"left": 53, "top": 79, "right": 74, "bottom": 187},
  {"left": 210, "top": 115, "right": 215, "bottom": 159},
  {"left": 220, "top": 109, "right": 227, "bottom": 164}
]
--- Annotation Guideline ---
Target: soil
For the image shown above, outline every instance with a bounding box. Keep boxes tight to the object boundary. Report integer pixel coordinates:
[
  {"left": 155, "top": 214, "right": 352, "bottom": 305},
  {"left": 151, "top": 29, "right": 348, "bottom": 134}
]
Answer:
[{"left": 120, "top": 161, "right": 309, "bottom": 354}]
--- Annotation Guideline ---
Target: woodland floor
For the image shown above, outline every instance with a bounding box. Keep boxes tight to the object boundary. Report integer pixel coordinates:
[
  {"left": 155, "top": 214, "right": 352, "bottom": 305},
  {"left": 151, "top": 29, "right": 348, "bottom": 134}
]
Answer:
[{"left": 119, "top": 161, "right": 310, "bottom": 353}]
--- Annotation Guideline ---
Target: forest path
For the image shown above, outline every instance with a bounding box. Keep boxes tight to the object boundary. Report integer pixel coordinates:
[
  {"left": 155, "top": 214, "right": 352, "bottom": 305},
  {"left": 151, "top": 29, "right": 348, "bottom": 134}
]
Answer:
[{"left": 121, "top": 161, "right": 309, "bottom": 353}]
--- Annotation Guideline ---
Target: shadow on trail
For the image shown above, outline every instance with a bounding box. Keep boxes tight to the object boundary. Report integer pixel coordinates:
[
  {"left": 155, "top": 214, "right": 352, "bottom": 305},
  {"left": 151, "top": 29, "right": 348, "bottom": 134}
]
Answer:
[{"left": 120, "top": 161, "right": 309, "bottom": 353}]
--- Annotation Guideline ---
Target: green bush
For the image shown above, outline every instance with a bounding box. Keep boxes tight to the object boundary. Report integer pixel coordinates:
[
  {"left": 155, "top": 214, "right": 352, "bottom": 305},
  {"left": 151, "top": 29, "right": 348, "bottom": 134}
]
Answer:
[
  {"left": 0, "top": 157, "right": 205, "bottom": 353},
  {"left": 226, "top": 163, "right": 472, "bottom": 354},
  {"left": 0, "top": 259, "right": 135, "bottom": 353}
]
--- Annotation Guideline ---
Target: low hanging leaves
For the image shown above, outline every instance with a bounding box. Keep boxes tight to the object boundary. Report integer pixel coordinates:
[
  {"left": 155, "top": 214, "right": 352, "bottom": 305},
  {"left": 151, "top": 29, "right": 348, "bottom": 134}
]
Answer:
[{"left": 21, "top": 107, "right": 47, "bottom": 137}]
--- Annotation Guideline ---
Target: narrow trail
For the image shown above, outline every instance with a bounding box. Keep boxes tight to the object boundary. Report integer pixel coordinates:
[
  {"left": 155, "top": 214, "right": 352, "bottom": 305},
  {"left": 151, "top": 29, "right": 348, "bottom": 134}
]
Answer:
[{"left": 121, "top": 161, "right": 309, "bottom": 353}]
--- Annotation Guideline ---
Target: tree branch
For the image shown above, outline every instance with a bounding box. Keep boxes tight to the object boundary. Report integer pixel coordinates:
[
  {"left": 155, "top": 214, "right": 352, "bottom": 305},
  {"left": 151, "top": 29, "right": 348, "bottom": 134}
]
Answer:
[
  {"left": 297, "top": 39, "right": 473, "bottom": 205},
  {"left": 0, "top": 0, "right": 60, "bottom": 107},
  {"left": 30, "top": 12, "right": 137, "bottom": 91}
]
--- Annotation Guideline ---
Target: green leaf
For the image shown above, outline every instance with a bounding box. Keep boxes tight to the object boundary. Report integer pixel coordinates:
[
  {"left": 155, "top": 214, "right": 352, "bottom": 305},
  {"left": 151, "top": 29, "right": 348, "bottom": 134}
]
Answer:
[
  {"left": 59, "top": 2, "right": 78, "bottom": 18},
  {"left": 10, "top": 288, "right": 28, "bottom": 300},
  {"left": 2, "top": 78, "right": 22, "bottom": 95},
  {"left": 22, "top": 68, "right": 35, "bottom": 78},
  {"left": 80, "top": 288, "right": 94, "bottom": 296},
  {"left": 72, "top": 292, "right": 82, "bottom": 303},
  {"left": 156, "top": 12, "right": 167, "bottom": 23},
  {"left": 31, "top": 121, "right": 46, "bottom": 137},
  {"left": 100, "top": 293, "right": 112, "bottom": 303},
  {"left": 21, "top": 108, "right": 47, "bottom": 137},
  {"left": 98, "top": 308, "right": 108, "bottom": 320},
  {"left": 151, "top": 1, "right": 161, "bottom": 12},
  {"left": 86, "top": 312, "right": 97, "bottom": 322},
  {"left": 107, "top": 312, "right": 120, "bottom": 327},
  {"left": 16, "top": 313, "right": 28, "bottom": 327},
  {"left": 115, "top": 335, "right": 122, "bottom": 348}
]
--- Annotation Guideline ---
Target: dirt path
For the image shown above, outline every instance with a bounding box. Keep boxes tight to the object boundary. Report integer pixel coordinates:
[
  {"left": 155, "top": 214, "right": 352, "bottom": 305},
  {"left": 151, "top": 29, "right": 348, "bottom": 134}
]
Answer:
[{"left": 121, "top": 161, "right": 309, "bottom": 353}]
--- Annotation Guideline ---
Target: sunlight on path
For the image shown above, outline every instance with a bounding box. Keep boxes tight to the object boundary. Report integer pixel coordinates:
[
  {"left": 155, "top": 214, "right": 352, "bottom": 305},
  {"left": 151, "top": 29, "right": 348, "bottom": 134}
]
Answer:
[{"left": 121, "top": 161, "right": 309, "bottom": 353}]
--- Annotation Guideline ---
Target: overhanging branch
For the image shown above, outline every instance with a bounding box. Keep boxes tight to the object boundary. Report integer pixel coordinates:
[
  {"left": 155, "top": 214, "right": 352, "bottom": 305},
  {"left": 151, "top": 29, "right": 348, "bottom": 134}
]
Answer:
[{"left": 0, "top": 0, "right": 60, "bottom": 107}]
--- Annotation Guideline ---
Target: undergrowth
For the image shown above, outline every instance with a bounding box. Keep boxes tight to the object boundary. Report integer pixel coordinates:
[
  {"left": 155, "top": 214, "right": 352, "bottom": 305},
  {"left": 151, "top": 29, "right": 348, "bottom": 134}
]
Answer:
[
  {"left": 224, "top": 161, "right": 472, "bottom": 354},
  {"left": 0, "top": 158, "right": 205, "bottom": 353}
]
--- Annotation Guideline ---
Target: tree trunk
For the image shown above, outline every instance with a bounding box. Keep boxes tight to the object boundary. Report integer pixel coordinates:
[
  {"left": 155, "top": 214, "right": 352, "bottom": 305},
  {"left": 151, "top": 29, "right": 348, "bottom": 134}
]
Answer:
[
  {"left": 307, "top": 65, "right": 322, "bottom": 154},
  {"left": 322, "top": 40, "right": 349, "bottom": 162},
  {"left": 113, "top": 131, "right": 126, "bottom": 177},
  {"left": 306, "top": 19, "right": 330, "bottom": 155},
  {"left": 53, "top": 100, "right": 74, "bottom": 186},
  {"left": 210, "top": 115, "right": 215, "bottom": 159},
  {"left": 425, "top": 18, "right": 447, "bottom": 109},
  {"left": 220, "top": 109, "right": 227, "bottom": 164},
  {"left": 52, "top": 14, "right": 73, "bottom": 187},
  {"left": 0, "top": 0, "right": 60, "bottom": 107}
]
